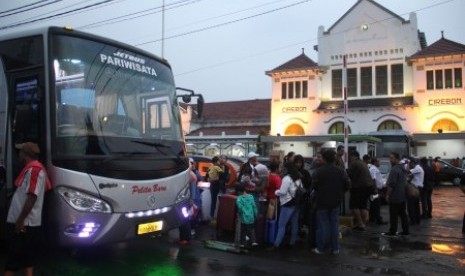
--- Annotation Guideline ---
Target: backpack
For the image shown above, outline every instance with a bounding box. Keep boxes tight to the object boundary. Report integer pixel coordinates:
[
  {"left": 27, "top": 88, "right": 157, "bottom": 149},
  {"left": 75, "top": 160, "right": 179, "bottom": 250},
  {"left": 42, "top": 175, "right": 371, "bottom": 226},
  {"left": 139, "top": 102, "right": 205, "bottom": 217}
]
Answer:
[{"left": 293, "top": 180, "right": 306, "bottom": 206}]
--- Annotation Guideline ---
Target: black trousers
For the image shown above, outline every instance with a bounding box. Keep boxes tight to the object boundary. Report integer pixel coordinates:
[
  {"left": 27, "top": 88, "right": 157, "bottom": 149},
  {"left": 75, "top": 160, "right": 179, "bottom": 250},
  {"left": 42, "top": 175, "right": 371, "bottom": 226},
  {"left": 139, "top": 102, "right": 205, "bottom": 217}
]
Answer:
[
  {"left": 388, "top": 202, "right": 409, "bottom": 234},
  {"left": 210, "top": 181, "right": 220, "bottom": 218},
  {"left": 369, "top": 197, "right": 383, "bottom": 223},
  {"left": 407, "top": 195, "right": 421, "bottom": 224},
  {"left": 306, "top": 209, "right": 317, "bottom": 250},
  {"left": 179, "top": 221, "right": 191, "bottom": 241},
  {"left": 420, "top": 187, "right": 433, "bottom": 217}
]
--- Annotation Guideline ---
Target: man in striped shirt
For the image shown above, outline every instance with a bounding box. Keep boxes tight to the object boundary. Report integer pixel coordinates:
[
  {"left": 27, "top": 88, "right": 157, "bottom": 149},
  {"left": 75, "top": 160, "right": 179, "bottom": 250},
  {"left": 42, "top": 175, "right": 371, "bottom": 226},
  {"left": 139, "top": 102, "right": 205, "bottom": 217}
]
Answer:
[{"left": 4, "top": 142, "right": 52, "bottom": 276}]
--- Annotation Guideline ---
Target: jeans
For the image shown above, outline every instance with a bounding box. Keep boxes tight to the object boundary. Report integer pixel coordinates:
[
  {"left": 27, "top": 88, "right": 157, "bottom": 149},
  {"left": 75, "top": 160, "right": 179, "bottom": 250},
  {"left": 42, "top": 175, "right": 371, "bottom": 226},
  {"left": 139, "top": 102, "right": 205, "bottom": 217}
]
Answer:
[
  {"left": 316, "top": 208, "right": 339, "bottom": 252},
  {"left": 273, "top": 205, "right": 299, "bottom": 247}
]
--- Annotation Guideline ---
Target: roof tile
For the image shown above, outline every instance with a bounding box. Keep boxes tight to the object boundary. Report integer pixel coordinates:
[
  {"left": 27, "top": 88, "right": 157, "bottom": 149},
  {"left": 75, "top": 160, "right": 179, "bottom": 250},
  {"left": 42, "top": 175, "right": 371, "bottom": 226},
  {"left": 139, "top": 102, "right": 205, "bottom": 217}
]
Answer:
[
  {"left": 266, "top": 53, "right": 318, "bottom": 75},
  {"left": 193, "top": 99, "right": 271, "bottom": 121},
  {"left": 409, "top": 37, "right": 465, "bottom": 60}
]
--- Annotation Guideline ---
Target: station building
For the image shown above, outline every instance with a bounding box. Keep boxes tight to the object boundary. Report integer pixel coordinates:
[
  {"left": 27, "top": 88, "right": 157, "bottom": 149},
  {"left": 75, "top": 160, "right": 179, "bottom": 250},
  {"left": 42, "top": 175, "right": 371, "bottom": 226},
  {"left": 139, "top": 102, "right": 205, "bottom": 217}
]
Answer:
[
  {"left": 182, "top": 99, "right": 270, "bottom": 157},
  {"left": 263, "top": 0, "right": 465, "bottom": 159}
]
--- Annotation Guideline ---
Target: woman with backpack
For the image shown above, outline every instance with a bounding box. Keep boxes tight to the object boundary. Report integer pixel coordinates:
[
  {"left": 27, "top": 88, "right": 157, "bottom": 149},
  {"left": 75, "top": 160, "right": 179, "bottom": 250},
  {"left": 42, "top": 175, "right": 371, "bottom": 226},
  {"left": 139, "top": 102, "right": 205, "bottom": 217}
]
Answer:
[{"left": 268, "top": 162, "right": 303, "bottom": 250}]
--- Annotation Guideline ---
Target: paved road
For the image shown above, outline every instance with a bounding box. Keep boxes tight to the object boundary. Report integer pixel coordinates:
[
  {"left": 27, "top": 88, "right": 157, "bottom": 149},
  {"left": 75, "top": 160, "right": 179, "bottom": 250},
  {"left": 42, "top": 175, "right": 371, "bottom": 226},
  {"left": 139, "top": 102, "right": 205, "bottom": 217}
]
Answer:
[{"left": 0, "top": 186, "right": 463, "bottom": 275}]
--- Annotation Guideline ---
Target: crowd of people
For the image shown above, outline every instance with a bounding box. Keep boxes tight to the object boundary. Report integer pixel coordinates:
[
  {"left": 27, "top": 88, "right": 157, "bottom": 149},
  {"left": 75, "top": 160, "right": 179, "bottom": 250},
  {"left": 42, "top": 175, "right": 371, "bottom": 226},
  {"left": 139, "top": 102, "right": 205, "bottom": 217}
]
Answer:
[{"left": 183, "top": 146, "right": 457, "bottom": 254}]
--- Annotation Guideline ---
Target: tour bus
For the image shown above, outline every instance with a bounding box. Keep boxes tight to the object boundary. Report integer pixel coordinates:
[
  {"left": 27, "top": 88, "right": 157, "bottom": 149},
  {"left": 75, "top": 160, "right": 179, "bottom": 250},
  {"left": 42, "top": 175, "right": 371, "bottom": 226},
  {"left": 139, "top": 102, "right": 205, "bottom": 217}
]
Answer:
[
  {"left": 368, "top": 130, "right": 413, "bottom": 158},
  {"left": 0, "top": 26, "right": 203, "bottom": 246}
]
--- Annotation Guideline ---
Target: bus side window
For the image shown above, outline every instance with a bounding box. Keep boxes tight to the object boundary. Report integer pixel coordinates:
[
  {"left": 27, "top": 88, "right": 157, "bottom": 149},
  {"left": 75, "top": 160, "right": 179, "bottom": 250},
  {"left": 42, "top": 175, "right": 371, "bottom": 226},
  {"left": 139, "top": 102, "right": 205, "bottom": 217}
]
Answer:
[{"left": 13, "top": 104, "right": 32, "bottom": 141}]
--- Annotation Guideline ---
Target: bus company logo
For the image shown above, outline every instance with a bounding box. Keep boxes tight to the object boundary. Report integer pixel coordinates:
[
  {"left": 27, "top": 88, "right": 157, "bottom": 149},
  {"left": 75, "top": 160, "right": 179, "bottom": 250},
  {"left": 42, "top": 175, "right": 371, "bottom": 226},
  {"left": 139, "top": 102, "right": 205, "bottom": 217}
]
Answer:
[
  {"left": 132, "top": 184, "right": 167, "bottom": 195},
  {"left": 147, "top": 195, "right": 157, "bottom": 208},
  {"left": 113, "top": 52, "right": 145, "bottom": 64},
  {"left": 99, "top": 183, "right": 118, "bottom": 189}
]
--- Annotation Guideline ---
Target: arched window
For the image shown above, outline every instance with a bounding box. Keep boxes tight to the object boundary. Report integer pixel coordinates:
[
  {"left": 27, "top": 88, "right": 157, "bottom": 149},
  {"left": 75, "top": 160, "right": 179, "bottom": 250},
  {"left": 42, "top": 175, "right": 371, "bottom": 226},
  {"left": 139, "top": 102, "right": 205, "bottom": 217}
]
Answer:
[
  {"left": 377, "top": 120, "right": 402, "bottom": 131},
  {"left": 284, "top": 124, "right": 305, "bottom": 136},
  {"left": 432, "top": 119, "right": 459, "bottom": 132},
  {"left": 328, "top": 122, "right": 351, "bottom": 134}
]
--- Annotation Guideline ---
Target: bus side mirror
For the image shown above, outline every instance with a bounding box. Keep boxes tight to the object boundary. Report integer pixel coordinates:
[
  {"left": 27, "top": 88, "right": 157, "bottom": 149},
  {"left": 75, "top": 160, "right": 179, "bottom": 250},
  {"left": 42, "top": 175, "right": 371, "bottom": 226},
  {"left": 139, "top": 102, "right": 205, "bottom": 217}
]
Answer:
[
  {"left": 196, "top": 94, "right": 204, "bottom": 119},
  {"left": 176, "top": 87, "right": 204, "bottom": 119},
  {"left": 182, "top": 95, "right": 191, "bottom": 103}
]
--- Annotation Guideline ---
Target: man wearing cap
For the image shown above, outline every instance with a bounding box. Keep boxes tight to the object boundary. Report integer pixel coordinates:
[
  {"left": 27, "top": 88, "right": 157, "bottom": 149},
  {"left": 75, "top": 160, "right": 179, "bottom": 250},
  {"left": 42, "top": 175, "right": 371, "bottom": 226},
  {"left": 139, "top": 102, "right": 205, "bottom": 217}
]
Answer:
[{"left": 4, "top": 142, "right": 52, "bottom": 276}]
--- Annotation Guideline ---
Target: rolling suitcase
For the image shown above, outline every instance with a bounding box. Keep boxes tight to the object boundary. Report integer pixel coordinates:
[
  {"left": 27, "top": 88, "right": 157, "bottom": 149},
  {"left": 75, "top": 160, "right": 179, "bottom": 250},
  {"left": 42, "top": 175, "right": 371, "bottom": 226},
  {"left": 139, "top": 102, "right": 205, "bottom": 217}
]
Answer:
[{"left": 216, "top": 194, "right": 238, "bottom": 235}]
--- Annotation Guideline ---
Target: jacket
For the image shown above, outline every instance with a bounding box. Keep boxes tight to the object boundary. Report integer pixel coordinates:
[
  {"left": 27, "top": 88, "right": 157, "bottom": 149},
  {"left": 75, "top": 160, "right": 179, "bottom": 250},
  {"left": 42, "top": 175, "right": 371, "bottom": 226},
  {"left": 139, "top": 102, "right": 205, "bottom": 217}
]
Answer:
[
  {"left": 275, "top": 175, "right": 302, "bottom": 206},
  {"left": 236, "top": 194, "right": 258, "bottom": 225},
  {"left": 313, "top": 164, "right": 350, "bottom": 209}
]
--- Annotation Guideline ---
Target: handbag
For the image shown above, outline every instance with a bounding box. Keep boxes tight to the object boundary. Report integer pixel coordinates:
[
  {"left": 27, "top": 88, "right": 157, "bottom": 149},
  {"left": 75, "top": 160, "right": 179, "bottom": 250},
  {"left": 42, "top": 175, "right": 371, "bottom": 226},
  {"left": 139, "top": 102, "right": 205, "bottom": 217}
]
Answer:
[
  {"left": 406, "top": 183, "right": 420, "bottom": 198},
  {"left": 266, "top": 198, "right": 277, "bottom": 220}
]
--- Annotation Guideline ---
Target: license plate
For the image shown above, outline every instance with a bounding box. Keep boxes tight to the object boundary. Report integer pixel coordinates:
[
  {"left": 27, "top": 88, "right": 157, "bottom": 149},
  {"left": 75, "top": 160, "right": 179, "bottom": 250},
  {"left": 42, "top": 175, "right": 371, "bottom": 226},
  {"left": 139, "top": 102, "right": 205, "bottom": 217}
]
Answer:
[{"left": 137, "top": 221, "right": 163, "bottom": 235}]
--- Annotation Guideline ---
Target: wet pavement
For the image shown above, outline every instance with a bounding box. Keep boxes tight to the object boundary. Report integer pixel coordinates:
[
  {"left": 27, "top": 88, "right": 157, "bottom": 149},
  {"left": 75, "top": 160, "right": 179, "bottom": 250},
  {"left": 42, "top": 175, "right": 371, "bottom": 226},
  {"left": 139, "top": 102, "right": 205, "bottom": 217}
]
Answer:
[{"left": 0, "top": 186, "right": 464, "bottom": 275}]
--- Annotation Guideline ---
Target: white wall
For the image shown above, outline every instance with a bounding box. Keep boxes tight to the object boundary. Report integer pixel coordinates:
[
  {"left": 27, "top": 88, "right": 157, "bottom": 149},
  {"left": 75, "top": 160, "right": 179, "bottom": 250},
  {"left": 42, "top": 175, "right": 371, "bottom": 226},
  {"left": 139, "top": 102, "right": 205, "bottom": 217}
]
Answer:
[{"left": 415, "top": 140, "right": 465, "bottom": 159}]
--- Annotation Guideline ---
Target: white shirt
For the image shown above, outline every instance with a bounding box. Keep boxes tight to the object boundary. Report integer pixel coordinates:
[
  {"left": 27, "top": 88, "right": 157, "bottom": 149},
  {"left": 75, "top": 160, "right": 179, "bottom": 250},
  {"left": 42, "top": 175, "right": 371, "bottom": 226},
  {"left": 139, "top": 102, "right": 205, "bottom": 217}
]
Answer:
[
  {"left": 369, "top": 164, "right": 385, "bottom": 189},
  {"left": 410, "top": 164, "right": 424, "bottom": 188},
  {"left": 275, "top": 175, "right": 302, "bottom": 206},
  {"left": 7, "top": 168, "right": 48, "bottom": 226}
]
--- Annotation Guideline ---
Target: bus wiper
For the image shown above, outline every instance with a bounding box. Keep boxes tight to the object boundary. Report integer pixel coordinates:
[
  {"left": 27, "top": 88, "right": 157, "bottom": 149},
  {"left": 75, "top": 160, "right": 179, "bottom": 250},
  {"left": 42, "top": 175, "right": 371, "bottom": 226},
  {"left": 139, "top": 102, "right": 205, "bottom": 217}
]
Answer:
[
  {"left": 130, "top": 140, "right": 170, "bottom": 149},
  {"left": 102, "top": 151, "right": 152, "bottom": 163}
]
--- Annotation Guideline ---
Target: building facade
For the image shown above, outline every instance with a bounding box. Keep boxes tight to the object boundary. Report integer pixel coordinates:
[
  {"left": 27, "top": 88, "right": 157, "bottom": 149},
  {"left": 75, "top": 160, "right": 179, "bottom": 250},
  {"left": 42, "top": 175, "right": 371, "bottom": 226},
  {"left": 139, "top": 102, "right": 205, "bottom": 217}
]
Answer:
[{"left": 264, "top": 0, "right": 465, "bottom": 159}]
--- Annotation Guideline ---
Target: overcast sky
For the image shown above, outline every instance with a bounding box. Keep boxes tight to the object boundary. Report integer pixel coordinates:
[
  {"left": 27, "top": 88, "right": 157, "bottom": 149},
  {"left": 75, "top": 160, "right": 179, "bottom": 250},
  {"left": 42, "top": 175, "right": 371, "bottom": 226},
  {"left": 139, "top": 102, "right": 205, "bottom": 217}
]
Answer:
[{"left": 0, "top": 0, "right": 463, "bottom": 103}]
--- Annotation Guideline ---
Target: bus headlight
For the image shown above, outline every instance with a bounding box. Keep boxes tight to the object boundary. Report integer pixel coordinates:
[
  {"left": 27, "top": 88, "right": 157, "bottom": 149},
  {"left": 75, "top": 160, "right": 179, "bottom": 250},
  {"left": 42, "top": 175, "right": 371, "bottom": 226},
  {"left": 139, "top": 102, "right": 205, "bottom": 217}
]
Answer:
[
  {"left": 175, "top": 182, "right": 190, "bottom": 204},
  {"left": 57, "top": 187, "right": 112, "bottom": 213}
]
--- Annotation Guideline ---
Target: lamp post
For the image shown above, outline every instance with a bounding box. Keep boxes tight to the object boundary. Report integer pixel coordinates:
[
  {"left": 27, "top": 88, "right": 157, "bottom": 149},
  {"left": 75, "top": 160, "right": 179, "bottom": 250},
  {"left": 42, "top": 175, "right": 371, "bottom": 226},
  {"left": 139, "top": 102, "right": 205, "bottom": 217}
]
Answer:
[{"left": 161, "top": 0, "right": 165, "bottom": 58}]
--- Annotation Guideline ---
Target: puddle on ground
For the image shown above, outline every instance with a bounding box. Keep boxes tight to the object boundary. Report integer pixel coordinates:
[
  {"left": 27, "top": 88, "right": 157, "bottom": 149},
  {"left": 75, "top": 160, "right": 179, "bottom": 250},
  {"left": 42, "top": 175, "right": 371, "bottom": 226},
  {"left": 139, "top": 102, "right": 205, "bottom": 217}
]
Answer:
[{"left": 348, "top": 236, "right": 436, "bottom": 259}]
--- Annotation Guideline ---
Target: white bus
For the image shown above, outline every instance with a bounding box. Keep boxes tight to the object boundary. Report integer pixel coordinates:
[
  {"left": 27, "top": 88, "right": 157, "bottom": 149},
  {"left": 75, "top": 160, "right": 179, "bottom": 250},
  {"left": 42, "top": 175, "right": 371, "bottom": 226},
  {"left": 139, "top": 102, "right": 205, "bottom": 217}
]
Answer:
[
  {"left": 0, "top": 26, "right": 202, "bottom": 246},
  {"left": 369, "top": 130, "right": 413, "bottom": 158}
]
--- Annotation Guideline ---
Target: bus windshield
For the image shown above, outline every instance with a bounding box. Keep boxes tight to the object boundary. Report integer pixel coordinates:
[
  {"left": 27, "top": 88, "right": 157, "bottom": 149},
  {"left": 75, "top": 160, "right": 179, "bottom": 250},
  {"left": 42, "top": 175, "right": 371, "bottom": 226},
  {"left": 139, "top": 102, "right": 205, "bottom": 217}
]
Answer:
[{"left": 51, "top": 34, "right": 185, "bottom": 176}]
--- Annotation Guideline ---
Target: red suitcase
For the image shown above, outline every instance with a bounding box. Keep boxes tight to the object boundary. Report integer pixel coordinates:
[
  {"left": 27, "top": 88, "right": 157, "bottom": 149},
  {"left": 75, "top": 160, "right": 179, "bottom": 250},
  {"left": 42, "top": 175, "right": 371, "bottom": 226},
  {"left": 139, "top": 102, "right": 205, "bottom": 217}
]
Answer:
[{"left": 216, "top": 194, "right": 238, "bottom": 234}]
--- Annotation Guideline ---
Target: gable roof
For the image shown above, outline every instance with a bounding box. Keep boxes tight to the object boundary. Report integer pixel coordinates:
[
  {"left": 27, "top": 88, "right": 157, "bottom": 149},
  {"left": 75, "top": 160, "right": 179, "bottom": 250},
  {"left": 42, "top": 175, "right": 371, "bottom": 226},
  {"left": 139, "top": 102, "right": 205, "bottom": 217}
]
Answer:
[
  {"left": 194, "top": 99, "right": 271, "bottom": 121},
  {"left": 408, "top": 37, "right": 465, "bottom": 60},
  {"left": 325, "top": 0, "right": 407, "bottom": 34},
  {"left": 266, "top": 51, "right": 318, "bottom": 75}
]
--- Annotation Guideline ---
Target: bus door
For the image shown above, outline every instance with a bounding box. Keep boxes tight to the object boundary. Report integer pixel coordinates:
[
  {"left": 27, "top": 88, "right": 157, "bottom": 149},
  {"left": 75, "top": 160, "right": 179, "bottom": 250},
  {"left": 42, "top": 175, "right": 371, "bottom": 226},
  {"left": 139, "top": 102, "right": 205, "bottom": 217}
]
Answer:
[
  {"left": 0, "top": 59, "right": 7, "bottom": 189},
  {"left": 8, "top": 71, "right": 45, "bottom": 184},
  {"left": 0, "top": 59, "right": 8, "bottom": 240},
  {"left": 0, "top": 71, "right": 45, "bottom": 240}
]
